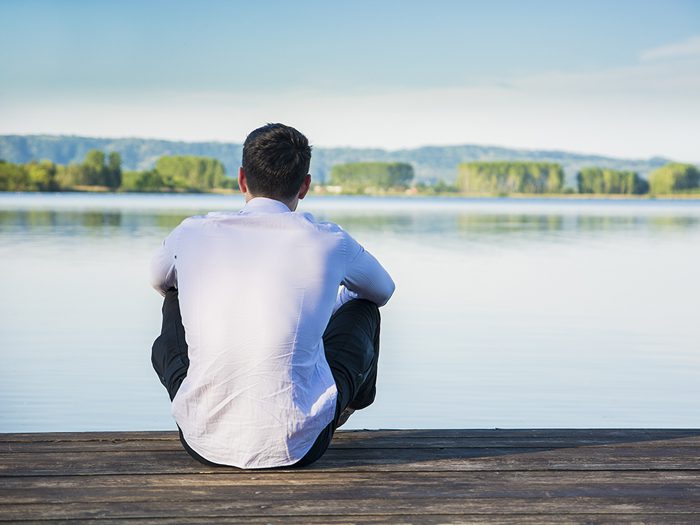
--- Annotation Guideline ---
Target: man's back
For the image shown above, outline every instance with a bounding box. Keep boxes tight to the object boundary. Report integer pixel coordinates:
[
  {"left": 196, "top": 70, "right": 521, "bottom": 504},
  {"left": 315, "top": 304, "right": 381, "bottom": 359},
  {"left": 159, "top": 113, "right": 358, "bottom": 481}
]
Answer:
[{"left": 151, "top": 197, "right": 393, "bottom": 468}]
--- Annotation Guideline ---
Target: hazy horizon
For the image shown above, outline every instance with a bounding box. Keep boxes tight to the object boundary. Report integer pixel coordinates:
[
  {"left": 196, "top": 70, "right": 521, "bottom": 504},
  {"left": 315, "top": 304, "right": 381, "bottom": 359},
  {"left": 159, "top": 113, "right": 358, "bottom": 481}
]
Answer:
[{"left": 0, "top": 131, "right": 685, "bottom": 164}]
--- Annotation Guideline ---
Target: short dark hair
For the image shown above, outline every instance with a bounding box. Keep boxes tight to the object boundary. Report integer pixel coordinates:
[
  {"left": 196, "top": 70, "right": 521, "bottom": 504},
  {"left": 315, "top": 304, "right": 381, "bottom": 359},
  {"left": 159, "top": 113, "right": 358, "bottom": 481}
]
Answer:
[{"left": 242, "top": 123, "right": 312, "bottom": 200}]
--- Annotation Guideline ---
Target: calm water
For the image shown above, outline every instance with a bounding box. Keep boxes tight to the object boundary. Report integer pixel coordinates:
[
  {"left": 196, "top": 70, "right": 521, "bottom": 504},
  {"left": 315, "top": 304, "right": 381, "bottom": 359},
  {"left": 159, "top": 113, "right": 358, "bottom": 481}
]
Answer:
[{"left": 1, "top": 193, "right": 699, "bottom": 431}]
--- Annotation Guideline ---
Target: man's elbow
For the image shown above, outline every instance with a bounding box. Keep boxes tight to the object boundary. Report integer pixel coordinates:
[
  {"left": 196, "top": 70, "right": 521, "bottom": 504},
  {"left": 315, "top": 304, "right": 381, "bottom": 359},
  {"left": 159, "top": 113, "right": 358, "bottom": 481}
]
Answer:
[
  {"left": 150, "top": 269, "right": 175, "bottom": 297},
  {"left": 149, "top": 255, "right": 176, "bottom": 297},
  {"left": 375, "top": 277, "right": 396, "bottom": 307},
  {"left": 149, "top": 266, "right": 168, "bottom": 296},
  {"left": 150, "top": 280, "right": 168, "bottom": 297}
]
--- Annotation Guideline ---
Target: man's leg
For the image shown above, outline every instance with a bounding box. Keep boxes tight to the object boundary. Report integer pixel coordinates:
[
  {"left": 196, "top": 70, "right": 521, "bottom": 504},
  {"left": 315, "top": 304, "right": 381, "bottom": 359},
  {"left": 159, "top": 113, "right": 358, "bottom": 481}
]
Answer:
[
  {"left": 293, "top": 299, "right": 381, "bottom": 467},
  {"left": 324, "top": 298, "right": 381, "bottom": 416},
  {"left": 151, "top": 288, "right": 189, "bottom": 401}
]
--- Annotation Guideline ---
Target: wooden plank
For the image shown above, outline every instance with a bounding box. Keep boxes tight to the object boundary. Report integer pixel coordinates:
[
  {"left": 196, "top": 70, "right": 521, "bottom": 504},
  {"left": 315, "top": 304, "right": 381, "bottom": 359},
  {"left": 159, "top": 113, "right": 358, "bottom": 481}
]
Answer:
[
  {"left": 2, "top": 444, "right": 700, "bottom": 476},
  {"left": 1, "top": 471, "right": 698, "bottom": 505},
  {"left": 12, "top": 516, "right": 700, "bottom": 525},
  {"left": 4, "top": 434, "right": 700, "bottom": 453},
  {"left": 2, "top": 430, "right": 699, "bottom": 523},
  {"left": 1, "top": 497, "right": 699, "bottom": 521},
  {"left": 0, "top": 431, "right": 176, "bottom": 443},
  {"left": 2, "top": 429, "right": 699, "bottom": 443}
]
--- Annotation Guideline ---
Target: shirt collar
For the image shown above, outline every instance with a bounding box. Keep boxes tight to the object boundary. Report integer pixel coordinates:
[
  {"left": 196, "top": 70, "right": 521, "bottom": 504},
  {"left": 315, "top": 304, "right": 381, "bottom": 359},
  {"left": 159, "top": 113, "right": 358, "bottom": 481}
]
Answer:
[{"left": 242, "top": 197, "right": 292, "bottom": 214}]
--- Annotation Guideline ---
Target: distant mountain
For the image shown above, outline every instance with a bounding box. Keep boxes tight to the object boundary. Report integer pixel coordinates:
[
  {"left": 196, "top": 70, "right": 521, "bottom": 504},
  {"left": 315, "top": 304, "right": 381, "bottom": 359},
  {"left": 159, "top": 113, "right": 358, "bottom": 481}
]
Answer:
[{"left": 0, "top": 134, "right": 673, "bottom": 186}]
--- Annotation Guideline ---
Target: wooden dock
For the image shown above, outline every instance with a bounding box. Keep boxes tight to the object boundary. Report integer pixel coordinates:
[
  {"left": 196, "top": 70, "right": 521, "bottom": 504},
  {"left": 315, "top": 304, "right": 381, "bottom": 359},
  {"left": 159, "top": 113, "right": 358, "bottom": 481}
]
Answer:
[{"left": 1, "top": 429, "right": 699, "bottom": 523}]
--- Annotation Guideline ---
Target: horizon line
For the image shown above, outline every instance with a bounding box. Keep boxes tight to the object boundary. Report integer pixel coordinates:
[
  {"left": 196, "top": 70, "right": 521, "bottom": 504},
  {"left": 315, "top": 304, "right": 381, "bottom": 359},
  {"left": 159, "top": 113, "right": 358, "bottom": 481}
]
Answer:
[{"left": 0, "top": 132, "right": 686, "bottom": 164}]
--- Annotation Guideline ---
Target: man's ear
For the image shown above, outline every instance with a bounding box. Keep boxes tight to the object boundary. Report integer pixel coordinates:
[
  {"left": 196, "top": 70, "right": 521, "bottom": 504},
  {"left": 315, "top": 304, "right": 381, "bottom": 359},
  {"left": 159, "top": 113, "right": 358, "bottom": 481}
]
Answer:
[
  {"left": 238, "top": 167, "right": 248, "bottom": 194},
  {"left": 298, "top": 174, "right": 312, "bottom": 200}
]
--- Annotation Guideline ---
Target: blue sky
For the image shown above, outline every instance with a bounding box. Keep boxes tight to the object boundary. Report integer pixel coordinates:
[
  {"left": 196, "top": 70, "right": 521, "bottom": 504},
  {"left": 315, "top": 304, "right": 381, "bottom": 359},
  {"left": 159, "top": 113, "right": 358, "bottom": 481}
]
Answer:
[{"left": 1, "top": 0, "right": 699, "bottom": 160}]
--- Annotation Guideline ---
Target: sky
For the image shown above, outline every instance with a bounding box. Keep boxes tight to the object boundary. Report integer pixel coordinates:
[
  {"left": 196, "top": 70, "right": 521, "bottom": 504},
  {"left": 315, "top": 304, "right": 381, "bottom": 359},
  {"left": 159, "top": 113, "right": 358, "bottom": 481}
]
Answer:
[{"left": 1, "top": 0, "right": 699, "bottom": 161}]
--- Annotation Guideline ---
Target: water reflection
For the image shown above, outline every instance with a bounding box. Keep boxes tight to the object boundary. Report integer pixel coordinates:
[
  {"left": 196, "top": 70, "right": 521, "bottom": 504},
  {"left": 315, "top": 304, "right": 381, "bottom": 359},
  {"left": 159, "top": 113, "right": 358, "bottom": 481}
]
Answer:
[
  {"left": 1, "top": 194, "right": 699, "bottom": 431},
  {"left": 0, "top": 210, "right": 185, "bottom": 238},
  {"left": 2, "top": 208, "right": 699, "bottom": 239}
]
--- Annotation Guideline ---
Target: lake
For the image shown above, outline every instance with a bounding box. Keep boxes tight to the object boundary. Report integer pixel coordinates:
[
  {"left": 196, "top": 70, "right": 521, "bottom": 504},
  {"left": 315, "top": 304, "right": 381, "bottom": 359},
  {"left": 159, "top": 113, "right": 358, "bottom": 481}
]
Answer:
[{"left": 1, "top": 193, "right": 699, "bottom": 431}]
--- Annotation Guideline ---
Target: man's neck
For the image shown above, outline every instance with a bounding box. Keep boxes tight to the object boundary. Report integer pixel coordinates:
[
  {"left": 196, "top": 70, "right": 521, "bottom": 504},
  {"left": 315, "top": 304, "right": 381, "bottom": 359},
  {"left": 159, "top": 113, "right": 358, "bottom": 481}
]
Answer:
[{"left": 245, "top": 194, "right": 297, "bottom": 211}]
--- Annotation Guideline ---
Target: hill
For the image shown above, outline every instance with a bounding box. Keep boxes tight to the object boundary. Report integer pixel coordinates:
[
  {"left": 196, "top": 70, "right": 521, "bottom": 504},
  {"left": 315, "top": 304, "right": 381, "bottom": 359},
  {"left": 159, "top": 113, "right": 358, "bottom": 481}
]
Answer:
[{"left": 0, "top": 135, "right": 672, "bottom": 186}]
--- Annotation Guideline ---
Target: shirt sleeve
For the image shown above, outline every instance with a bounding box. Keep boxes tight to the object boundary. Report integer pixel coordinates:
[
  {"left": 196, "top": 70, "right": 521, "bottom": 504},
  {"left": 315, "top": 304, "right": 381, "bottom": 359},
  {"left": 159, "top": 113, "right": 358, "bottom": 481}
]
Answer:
[
  {"left": 332, "top": 285, "right": 359, "bottom": 315},
  {"left": 149, "top": 229, "right": 178, "bottom": 296},
  {"left": 342, "top": 232, "right": 395, "bottom": 307}
]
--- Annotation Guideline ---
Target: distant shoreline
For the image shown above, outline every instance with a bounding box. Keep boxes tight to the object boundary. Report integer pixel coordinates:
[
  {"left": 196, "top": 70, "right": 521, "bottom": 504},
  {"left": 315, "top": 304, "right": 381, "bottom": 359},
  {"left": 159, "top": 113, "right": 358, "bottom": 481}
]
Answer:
[{"left": 2, "top": 189, "right": 700, "bottom": 200}]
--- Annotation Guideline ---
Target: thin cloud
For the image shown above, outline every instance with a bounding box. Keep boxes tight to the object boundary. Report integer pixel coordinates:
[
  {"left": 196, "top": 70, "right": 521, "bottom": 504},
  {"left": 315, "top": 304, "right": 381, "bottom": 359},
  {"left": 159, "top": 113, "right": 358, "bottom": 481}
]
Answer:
[{"left": 640, "top": 35, "right": 700, "bottom": 61}]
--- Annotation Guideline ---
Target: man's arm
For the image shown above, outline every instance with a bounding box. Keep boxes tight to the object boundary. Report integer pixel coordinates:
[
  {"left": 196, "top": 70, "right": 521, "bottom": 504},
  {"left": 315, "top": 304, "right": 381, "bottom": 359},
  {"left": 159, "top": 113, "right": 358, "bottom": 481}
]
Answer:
[
  {"left": 341, "top": 232, "right": 395, "bottom": 308},
  {"left": 150, "top": 230, "right": 178, "bottom": 296}
]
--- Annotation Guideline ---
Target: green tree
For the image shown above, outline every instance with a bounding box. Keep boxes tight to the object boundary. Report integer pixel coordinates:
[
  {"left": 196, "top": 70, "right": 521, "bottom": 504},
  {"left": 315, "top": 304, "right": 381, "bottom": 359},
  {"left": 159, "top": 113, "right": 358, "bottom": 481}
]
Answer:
[
  {"left": 57, "top": 163, "right": 85, "bottom": 188},
  {"left": 121, "top": 169, "right": 166, "bottom": 192},
  {"left": 576, "top": 167, "right": 648, "bottom": 195},
  {"left": 217, "top": 176, "right": 239, "bottom": 190},
  {"left": 106, "top": 152, "right": 122, "bottom": 189},
  {"left": 155, "top": 156, "right": 226, "bottom": 191},
  {"left": 648, "top": 163, "right": 700, "bottom": 194},
  {"left": 53, "top": 150, "right": 123, "bottom": 189},
  {"left": 433, "top": 180, "right": 459, "bottom": 193},
  {"left": 547, "top": 164, "right": 565, "bottom": 193},
  {"left": 329, "top": 162, "right": 414, "bottom": 192},
  {"left": 0, "top": 160, "right": 30, "bottom": 191},
  {"left": 26, "top": 160, "right": 60, "bottom": 191},
  {"left": 456, "top": 162, "right": 564, "bottom": 194},
  {"left": 83, "top": 150, "right": 106, "bottom": 186}
]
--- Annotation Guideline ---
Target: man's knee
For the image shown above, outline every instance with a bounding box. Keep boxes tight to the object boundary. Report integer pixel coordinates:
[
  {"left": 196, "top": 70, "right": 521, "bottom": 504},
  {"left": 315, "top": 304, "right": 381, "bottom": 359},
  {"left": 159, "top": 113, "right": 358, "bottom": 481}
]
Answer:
[
  {"left": 335, "top": 298, "right": 380, "bottom": 328},
  {"left": 353, "top": 300, "right": 380, "bottom": 349},
  {"left": 357, "top": 299, "right": 380, "bottom": 323},
  {"left": 326, "top": 300, "right": 380, "bottom": 357}
]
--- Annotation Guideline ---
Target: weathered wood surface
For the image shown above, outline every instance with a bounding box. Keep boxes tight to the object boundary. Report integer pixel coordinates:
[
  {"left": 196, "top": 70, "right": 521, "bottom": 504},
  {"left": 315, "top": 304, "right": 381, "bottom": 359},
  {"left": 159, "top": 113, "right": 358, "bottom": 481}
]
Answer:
[{"left": 1, "top": 429, "right": 699, "bottom": 523}]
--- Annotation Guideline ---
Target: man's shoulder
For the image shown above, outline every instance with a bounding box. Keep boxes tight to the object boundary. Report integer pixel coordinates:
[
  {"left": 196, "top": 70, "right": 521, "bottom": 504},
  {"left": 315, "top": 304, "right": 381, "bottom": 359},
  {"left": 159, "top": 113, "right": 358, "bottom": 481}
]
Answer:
[
  {"left": 163, "top": 214, "right": 218, "bottom": 245},
  {"left": 167, "top": 214, "right": 203, "bottom": 232},
  {"left": 295, "top": 211, "right": 348, "bottom": 236},
  {"left": 174, "top": 210, "right": 350, "bottom": 240},
  {"left": 177, "top": 212, "right": 232, "bottom": 228}
]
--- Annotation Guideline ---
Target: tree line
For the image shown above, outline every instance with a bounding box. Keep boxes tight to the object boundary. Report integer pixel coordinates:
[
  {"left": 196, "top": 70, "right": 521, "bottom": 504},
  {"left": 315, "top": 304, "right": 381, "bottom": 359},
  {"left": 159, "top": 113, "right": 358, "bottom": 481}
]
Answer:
[
  {"left": 0, "top": 150, "right": 236, "bottom": 192},
  {"left": 2, "top": 152, "right": 698, "bottom": 196},
  {"left": 328, "top": 162, "right": 414, "bottom": 193},
  {"left": 457, "top": 162, "right": 698, "bottom": 195},
  {"left": 456, "top": 162, "right": 565, "bottom": 194},
  {"left": 326, "top": 160, "right": 699, "bottom": 195},
  {"left": 576, "top": 168, "right": 648, "bottom": 195},
  {"left": 123, "top": 156, "right": 235, "bottom": 192}
]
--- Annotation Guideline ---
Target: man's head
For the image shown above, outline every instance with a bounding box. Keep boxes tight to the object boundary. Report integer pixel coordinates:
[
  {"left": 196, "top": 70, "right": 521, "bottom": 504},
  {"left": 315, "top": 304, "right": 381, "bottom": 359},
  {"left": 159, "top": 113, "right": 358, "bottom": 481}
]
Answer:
[{"left": 240, "top": 123, "right": 312, "bottom": 207}]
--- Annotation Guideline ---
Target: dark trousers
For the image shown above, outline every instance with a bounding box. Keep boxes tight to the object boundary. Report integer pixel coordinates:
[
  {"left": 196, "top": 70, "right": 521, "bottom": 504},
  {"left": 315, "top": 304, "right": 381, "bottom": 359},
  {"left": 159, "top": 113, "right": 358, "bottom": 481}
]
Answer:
[{"left": 151, "top": 289, "right": 381, "bottom": 468}]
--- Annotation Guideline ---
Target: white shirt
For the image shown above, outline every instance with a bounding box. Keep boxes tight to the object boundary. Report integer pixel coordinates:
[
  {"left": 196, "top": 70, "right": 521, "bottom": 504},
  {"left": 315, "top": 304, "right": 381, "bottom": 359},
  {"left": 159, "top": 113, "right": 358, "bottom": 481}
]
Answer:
[{"left": 150, "top": 197, "right": 395, "bottom": 468}]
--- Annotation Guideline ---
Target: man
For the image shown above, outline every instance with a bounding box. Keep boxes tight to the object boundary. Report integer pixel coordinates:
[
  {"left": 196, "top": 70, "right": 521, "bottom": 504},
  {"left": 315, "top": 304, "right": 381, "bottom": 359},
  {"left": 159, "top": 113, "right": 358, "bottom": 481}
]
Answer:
[{"left": 150, "top": 123, "right": 395, "bottom": 469}]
